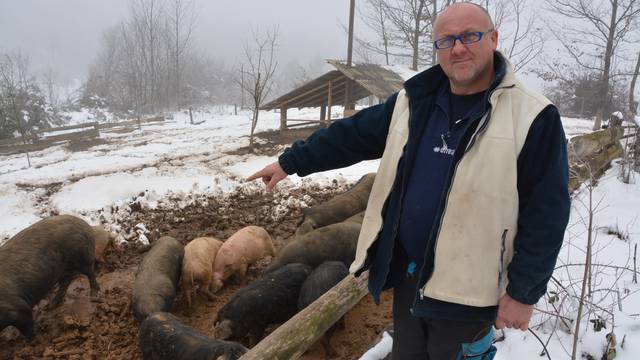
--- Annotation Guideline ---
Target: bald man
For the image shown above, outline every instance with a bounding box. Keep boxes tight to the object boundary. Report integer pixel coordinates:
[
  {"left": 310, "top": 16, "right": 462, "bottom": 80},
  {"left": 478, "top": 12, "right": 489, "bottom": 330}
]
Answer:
[{"left": 249, "top": 3, "right": 569, "bottom": 359}]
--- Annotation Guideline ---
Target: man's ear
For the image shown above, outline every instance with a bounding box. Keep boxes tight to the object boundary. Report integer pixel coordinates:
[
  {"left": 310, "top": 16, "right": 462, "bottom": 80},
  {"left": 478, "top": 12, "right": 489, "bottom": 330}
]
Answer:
[{"left": 490, "top": 29, "right": 499, "bottom": 50}]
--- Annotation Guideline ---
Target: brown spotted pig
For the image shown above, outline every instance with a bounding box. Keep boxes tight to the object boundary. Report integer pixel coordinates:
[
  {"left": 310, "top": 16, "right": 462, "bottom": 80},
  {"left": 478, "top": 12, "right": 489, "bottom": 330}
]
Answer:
[
  {"left": 295, "top": 173, "right": 375, "bottom": 237},
  {"left": 265, "top": 222, "right": 361, "bottom": 274},
  {"left": 131, "top": 236, "right": 184, "bottom": 323},
  {"left": 0, "top": 215, "right": 100, "bottom": 339}
]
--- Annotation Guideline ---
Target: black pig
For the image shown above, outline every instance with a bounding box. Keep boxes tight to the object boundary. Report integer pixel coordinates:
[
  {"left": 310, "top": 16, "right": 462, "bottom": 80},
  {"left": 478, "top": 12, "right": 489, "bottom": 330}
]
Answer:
[
  {"left": 265, "top": 222, "right": 361, "bottom": 274},
  {"left": 214, "top": 263, "right": 312, "bottom": 346},
  {"left": 298, "top": 261, "right": 349, "bottom": 359},
  {"left": 139, "top": 312, "right": 247, "bottom": 360},
  {"left": 0, "top": 215, "right": 100, "bottom": 339},
  {"left": 131, "top": 236, "right": 184, "bottom": 323}
]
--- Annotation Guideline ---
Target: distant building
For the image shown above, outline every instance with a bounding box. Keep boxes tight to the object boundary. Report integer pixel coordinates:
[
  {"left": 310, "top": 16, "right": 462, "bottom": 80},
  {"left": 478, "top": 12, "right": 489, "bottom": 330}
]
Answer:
[{"left": 261, "top": 60, "right": 416, "bottom": 131}]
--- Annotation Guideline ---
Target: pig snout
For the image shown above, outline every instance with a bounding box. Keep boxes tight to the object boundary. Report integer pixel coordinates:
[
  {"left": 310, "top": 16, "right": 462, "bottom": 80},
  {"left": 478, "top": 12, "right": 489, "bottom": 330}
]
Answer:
[{"left": 92, "top": 225, "right": 114, "bottom": 264}]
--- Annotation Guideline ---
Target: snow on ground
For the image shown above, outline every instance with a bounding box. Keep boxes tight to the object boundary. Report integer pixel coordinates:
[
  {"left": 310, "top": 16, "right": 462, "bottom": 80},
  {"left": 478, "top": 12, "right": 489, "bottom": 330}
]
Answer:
[
  {"left": 0, "top": 105, "right": 378, "bottom": 240},
  {"left": 562, "top": 116, "right": 595, "bottom": 138},
  {"left": 1, "top": 104, "right": 638, "bottom": 359}
]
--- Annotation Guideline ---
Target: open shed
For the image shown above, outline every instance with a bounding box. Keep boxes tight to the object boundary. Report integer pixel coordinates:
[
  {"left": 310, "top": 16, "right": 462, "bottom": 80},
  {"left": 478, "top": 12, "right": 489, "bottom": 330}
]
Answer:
[{"left": 261, "top": 60, "right": 406, "bottom": 130}]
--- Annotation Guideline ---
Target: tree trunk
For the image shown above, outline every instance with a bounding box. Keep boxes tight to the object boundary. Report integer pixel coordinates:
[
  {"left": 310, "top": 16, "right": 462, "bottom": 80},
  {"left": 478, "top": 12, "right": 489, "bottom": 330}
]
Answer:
[
  {"left": 629, "top": 51, "right": 640, "bottom": 117},
  {"left": 593, "top": 0, "right": 618, "bottom": 130},
  {"left": 239, "top": 272, "right": 369, "bottom": 360}
]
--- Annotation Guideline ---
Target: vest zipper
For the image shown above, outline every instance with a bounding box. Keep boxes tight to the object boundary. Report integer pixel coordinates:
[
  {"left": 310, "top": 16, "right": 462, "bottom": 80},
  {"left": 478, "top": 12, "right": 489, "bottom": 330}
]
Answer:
[{"left": 416, "top": 83, "right": 514, "bottom": 299}]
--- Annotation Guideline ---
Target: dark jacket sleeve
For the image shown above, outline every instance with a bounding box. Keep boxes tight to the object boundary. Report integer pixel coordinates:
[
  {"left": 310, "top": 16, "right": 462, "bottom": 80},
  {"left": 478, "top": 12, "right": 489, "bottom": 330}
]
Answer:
[
  {"left": 278, "top": 93, "right": 398, "bottom": 176},
  {"left": 507, "top": 105, "right": 570, "bottom": 305}
]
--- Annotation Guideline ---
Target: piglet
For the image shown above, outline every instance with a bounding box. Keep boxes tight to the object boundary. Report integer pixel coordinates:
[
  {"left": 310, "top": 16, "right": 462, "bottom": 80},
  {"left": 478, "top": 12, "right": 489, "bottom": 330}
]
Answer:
[
  {"left": 139, "top": 312, "right": 247, "bottom": 360},
  {"left": 0, "top": 215, "right": 100, "bottom": 339},
  {"left": 181, "top": 236, "right": 223, "bottom": 307},
  {"left": 211, "top": 226, "right": 275, "bottom": 292},
  {"left": 131, "top": 236, "right": 184, "bottom": 323},
  {"left": 214, "top": 263, "right": 312, "bottom": 346}
]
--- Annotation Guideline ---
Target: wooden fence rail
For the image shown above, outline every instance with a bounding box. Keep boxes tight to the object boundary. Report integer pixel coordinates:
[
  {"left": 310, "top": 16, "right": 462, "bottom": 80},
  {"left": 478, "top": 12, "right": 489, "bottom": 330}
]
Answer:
[{"left": 0, "top": 116, "right": 164, "bottom": 155}]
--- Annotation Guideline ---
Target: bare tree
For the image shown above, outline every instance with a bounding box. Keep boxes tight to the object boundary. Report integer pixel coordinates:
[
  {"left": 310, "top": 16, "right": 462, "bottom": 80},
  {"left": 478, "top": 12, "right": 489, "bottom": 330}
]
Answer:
[
  {"left": 475, "top": 0, "right": 545, "bottom": 73},
  {"left": 629, "top": 50, "right": 640, "bottom": 117},
  {"left": 238, "top": 27, "right": 279, "bottom": 152},
  {"left": 546, "top": 0, "right": 640, "bottom": 130},
  {"left": 357, "top": 0, "right": 393, "bottom": 65},
  {"left": 0, "top": 52, "right": 52, "bottom": 166},
  {"left": 384, "top": 0, "right": 434, "bottom": 70},
  {"left": 165, "top": 0, "right": 196, "bottom": 107},
  {"left": 353, "top": 0, "right": 455, "bottom": 69}
]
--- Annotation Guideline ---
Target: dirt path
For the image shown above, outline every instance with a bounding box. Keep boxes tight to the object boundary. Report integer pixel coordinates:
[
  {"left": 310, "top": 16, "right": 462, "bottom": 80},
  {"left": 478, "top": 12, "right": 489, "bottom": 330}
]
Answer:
[{"left": 1, "top": 184, "right": 392, "bottom": 360}]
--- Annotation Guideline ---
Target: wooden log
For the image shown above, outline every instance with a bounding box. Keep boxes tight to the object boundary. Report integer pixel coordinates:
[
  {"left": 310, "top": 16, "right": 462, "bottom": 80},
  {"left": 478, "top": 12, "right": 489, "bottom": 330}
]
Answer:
[
  {"left": 285, "top": 119, "right": 325, "bottom": 122},
  {"left": 33, "top": 122, "right": 98, "bottom": 135},
  {"left": 40, "top": 128, "right": 98, "bottom": 143},
  {"left": 287, "top": 122, "right": 321, "bottom": 129},
  {"left": 239, "top": 271, "right": 369, "bottom": 360}
]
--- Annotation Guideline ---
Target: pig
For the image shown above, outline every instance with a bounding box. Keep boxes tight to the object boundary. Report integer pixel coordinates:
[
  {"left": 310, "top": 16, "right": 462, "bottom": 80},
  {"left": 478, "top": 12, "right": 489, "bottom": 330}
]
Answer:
[
  {"left": 0, "top": 215, "right": 100, "bottom": 339},
  {"left": 214, "top": 263, "right": 312, "bottom": 346},
  {"left": 92, "top": 225, "right": 114, "bottom": 264},
  {"left": 295, "top": 173, "right": 375, "bottom": 237},
  {"left": 298, "top": 261, "right": 349, "bottom": 359},
  {"left": 131, "top": 236, "right": 184, "bottom": 323},
  {"left": 265, "top": 222, "right": 361, "bottom": 274},
  {"left": 343, "top": 211, "right": 365, "bottom": 225},
  {"left": 139, "top": 312, "right": 247, "bottom": 360},
  {"left": 181, "top": 237, "right": 223, "bottom": 308},
  {"left": 211, "top": 226, "right": 275, "bottom": 293}
]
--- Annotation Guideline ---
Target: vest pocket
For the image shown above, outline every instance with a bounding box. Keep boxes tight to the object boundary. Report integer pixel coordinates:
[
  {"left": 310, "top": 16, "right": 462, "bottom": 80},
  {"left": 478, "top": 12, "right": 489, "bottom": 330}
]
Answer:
[{"left": 498, "top": 229, "right": 508, "bottom": 288}]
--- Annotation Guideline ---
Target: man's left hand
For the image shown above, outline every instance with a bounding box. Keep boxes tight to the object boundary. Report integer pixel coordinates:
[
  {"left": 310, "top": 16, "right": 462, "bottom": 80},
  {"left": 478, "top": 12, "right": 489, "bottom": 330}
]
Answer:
[{"left": 495, "top": 293, "right": 533, "bottom": 331}]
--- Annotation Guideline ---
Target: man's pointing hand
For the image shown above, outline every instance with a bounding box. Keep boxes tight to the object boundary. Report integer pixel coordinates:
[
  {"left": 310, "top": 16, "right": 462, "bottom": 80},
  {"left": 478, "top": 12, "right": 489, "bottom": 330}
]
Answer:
[{"left": 246, "top": 161, "right": 288, "bottom": 192}]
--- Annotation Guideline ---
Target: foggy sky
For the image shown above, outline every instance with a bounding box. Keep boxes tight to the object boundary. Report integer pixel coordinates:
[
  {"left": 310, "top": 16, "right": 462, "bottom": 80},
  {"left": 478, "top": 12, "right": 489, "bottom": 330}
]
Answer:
[{"left": 0, "top": 0, "right": 361, "bottom": 84}]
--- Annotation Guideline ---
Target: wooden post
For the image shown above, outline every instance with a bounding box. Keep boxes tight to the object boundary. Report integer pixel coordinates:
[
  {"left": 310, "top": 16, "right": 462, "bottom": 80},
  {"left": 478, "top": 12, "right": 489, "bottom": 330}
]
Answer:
[
  {"left": 280, "top": 107, "right": 288, "bottom": 132},
  {"left": 189, "top": 107, "right": 194, "bottom": 125},
  {"left": 320, "top": 105, "right": 327, "bottom": 123},
  {"left": 239, "top": 272, "right": 369, "bottom": 360},
  {"left": 344, "top": 0, "right": 356, "bottom": 112},
  {"left": 326, "top": 81, "right": 333, "bottom": 128}
]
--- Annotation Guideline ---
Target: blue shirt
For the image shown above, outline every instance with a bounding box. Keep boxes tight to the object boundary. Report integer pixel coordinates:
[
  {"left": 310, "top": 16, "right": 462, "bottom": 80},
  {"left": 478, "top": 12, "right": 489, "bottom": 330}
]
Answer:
[
  {"left": 396, "top": 83, "right": 498, "bottom": 321},
  {"left": 397, "top": 83, "right": 486, "bottom": 261}
]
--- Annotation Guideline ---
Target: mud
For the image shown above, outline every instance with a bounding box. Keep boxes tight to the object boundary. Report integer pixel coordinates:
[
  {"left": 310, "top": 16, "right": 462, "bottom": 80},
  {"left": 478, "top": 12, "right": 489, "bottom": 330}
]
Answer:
[{"left": 0, "top": 183, "right": 392, "bottom": 360}]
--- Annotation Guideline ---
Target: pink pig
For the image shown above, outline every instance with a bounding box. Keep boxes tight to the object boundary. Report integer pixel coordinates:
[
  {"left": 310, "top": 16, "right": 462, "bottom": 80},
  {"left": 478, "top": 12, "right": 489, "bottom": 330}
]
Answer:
[
  {"left": 211, "top": 226, "right": 275, "bottom": 292},
  {"left": 181, "top": 236, "right": 223, "bottom": 308}
]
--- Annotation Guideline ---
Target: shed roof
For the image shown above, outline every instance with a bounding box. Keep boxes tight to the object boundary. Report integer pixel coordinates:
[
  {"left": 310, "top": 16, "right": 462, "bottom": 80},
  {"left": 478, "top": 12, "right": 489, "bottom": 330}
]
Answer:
[{"left": 260, "top": 60, "right": 406, "bottom": 110}]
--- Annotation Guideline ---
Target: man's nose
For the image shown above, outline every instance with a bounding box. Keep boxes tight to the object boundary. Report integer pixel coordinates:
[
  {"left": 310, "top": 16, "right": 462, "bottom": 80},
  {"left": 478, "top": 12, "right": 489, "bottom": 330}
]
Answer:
[{"left": 450, "top": 38, "right": 468, "bottom": 55}]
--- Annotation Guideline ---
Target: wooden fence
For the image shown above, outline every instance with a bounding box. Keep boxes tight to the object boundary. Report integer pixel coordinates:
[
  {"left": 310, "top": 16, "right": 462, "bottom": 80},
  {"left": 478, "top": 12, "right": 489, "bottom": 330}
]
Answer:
[{"left": 0, "top": 116, "right": 164, "bottom": 155}]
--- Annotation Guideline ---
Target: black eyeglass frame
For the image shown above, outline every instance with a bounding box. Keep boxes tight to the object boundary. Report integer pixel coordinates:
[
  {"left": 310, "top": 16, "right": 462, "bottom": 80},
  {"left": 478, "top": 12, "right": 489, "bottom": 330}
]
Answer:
[{"left": 433, "top": 29, "right": 494, "bottom": 50}]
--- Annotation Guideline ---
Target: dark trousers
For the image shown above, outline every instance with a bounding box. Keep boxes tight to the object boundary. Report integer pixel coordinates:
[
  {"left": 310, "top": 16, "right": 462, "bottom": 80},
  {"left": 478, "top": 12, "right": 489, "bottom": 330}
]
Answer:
[{"left": 391, "top": 270, "right": 494, "bottom": 360}]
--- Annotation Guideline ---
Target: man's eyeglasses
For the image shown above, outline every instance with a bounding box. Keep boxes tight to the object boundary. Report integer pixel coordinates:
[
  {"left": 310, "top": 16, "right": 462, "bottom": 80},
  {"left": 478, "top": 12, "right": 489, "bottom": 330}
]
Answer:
[{"left": 433, "top": 29, "right": 494, "bottom": 50}]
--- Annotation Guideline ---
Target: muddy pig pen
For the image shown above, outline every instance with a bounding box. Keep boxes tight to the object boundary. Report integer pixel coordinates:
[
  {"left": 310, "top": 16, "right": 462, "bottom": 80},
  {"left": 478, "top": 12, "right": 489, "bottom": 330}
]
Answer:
[{"left": 0, "top": 176, "right": 392, "bottom": 360}]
